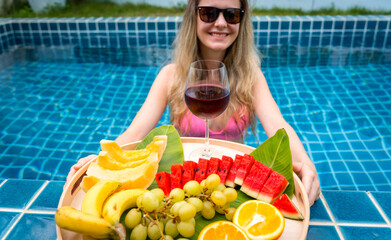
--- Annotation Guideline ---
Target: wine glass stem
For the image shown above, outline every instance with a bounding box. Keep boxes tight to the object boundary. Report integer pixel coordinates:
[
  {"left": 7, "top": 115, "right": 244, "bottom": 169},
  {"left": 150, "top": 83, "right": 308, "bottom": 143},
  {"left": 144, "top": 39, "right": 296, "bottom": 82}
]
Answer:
[{"left": 204, "top": 119, "right": 210, "bottom": 157}]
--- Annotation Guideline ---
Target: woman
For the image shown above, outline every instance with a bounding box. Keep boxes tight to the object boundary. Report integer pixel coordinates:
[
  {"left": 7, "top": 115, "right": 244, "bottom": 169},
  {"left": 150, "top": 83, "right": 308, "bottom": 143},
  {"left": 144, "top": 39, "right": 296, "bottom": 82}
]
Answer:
[{"left": 68, "top": 0, "right": 320, "bottom": 205}]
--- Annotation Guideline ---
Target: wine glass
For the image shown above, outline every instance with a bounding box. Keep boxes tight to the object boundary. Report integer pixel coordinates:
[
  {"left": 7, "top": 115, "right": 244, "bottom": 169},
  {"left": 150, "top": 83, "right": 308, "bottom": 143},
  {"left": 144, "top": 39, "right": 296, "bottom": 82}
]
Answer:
[{"left": 184, "top": 60, "right": 230, "bottom": 160}]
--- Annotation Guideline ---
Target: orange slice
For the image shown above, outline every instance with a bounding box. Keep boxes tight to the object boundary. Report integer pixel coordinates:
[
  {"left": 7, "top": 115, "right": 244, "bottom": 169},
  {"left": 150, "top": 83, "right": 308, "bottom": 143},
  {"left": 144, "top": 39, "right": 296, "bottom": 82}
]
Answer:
[
  {"left": 198, "top": 221, "right": 249, "bottom": 240},
  {"left": 233, "top": 200, "right": 285, "bottom": 240}
]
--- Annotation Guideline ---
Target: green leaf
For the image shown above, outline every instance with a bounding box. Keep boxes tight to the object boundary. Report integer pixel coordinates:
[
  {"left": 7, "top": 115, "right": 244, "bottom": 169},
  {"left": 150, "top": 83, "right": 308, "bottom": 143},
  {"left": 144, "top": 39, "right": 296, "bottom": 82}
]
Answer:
[
  {"left": 136, "top": 125, "right": 184, "bottom": 189},
  {"left": 250, "top": 128, "right": 294, "bottom": 198}
]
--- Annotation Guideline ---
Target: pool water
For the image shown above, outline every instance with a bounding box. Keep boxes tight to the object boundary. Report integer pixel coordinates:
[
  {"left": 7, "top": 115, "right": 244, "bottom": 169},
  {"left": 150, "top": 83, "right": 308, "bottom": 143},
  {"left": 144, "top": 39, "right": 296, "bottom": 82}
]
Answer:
[{"left": 0, "top": 45, "right": 390, "bottom": 192}]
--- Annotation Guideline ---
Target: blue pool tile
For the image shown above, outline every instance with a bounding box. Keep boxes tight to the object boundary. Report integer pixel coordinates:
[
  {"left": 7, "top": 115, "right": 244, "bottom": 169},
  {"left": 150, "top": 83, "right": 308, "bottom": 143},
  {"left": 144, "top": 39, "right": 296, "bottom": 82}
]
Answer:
[
  {"left": 6, "top": 214, "right": 56, "bottom": 240},
  {"left": 0, "top": 212, "right": 20, "bottom": 239},
  {"left": 309, "top": 197, "right": 331, "bottom": 222},
  {"left": 307, "top": 225, "right": 340, "bottom": 240},
  {"left": 322, "top": 191, "right": 385, "bottom": 224},
  {"left": 371, "top": 192, "right": 391, "bottom": 221},
  {"left": 29, "top": 181, "right": 65, "bottom": 211},
  {"left": 340, "top": 226, "right": 391, "bottom": 240},
  {"left": 0, "top": 179, "right": 45, "bottom": 209}
]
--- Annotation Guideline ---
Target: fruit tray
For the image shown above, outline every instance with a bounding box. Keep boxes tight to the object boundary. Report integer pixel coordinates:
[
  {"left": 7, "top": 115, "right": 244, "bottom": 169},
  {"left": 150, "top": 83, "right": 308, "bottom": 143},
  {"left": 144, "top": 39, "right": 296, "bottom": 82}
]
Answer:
[{"left": 57, "top": 137, "right": 310, "bottom": 240}]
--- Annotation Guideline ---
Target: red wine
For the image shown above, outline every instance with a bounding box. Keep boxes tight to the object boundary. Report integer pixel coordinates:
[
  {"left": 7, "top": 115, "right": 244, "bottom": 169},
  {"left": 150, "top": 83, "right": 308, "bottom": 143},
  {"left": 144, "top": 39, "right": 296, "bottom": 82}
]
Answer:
[{"left": 185, "top": 84, "right": 230, "bottom": 119}]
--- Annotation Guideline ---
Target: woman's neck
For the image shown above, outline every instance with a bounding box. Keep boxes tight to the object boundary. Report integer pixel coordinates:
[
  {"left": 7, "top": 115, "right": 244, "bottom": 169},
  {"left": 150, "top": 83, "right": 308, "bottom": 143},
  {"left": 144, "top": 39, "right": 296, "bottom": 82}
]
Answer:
[{"left": 200, "top": 46, "right": 226, "bottom": 61}]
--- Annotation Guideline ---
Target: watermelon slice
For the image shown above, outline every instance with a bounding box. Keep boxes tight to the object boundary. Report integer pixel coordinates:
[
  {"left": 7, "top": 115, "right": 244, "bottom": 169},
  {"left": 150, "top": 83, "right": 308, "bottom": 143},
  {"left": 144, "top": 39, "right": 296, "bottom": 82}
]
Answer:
[
  {"left": 234, "top": 154, "right": 255, "bottom": 185},
  {"left": 170, "top": 164, "right": 183, "bottom": 190},
  {"left": 240, "top": 163, "right": 258, "bottom": 196},
  {"left": 225, "top": 154, "right": 242, "bottom": 187},
  {"left": 272, "top": 194, "right": 304, "bottom": 220},
  {"left": 194, "top": 158, "right": 209, "bottom": 183},
  {"left": 257, "top": 171, "right": 289, "bottom": 203},
  {"left": 156, "top": 172, "right": 171, "bottom": 196},
  {"left": 217, "top": 155, "right": 233, "bottom": 184},
  {"left": 206, "top": 157, "right": 220, "bottom": 177},
  {"left": 182, "top": 161, "right": 198, "bottom": 186},
  {"left": 240, "top": 161, "right": 272, "bottom": 198}
]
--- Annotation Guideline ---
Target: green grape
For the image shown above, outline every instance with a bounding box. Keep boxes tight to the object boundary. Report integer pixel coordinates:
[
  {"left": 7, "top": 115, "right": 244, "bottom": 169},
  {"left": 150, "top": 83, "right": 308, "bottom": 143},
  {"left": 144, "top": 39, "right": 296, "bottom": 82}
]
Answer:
[
  {"left": 186, "top": 197, "right": 203, "bottom": 212},
  {"left": 215, "top": 184, "right": 226, "bottom": 192},
  {"left": 170, "top": 201, "right": 186, "bottom": 216},
  {"left": 164, "top": 218, "right": 179, "bottom": 238},
  {"left": 205, "top": 174, "right": 220, "bottom": 190},
  {"left": 169, "top": 188, "right": 185, "bottom": 203},
  {"left": 201, "top": 200, "right": 215, "bottom": 219},
  {"left": 200, "top": 180, "right": 207, "bottom": 193},
  {"left": 147, "top": 221, "right": 164, "bottom": 240},
  {"left": 215, "top": 203, "right": 230, "bottom": 214},
  {"left": 142, "top": 191, "right": 159, "bottom": 212},
  {"left": 136, "top": 194, "right": 144, "bottom": 208},
  {"left": 178, "top": 202, "right": 196, "bottom": 221},
  {"left": 188, "top": 217, "right": 196, "bottom": 226},
  {"left": 162, "top": 235, "right": 174, "bottom": 240},
  {"left": 150, "top": 188, "right": 165, "bottom": 202},
  {"left": 177, "top": 239, "right": 190, "bottom": 240},
  {"left": 225, "top": 207, "right": 236, "bottom": 221},
  {"left": 183, "top": 180, "right": 201, "bottom": 196},
  {"left": 159, "top": 214, "right": 169, "bottom": 225},
  {"left": 130, "top": 223, "right": 147, "bottom": 240},
  {"left": 142, "top": 216, "right": 151, "bottom": 226},
  {"left": 177, "top": 220, "right": 195, "bottom": 238},
  {"left": 211, "top": 190, "right": 227, "bottom": 206},
  {"left": 223, "top": 187, "right": 238, "bottom": 203},
  {"left": 125, "top": 208, "right": 142, "bottom": 229}
]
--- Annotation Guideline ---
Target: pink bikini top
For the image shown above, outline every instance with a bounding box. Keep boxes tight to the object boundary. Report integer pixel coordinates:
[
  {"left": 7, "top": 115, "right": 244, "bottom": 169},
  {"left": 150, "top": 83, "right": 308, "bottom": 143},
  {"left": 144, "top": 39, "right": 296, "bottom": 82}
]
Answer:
[{"left": 178, "top": 108, "right": 250, "bottom": 141}]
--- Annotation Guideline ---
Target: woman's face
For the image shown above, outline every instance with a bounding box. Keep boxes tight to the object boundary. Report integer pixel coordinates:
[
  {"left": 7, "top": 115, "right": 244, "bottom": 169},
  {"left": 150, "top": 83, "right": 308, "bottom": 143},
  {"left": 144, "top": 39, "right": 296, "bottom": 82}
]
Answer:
[{"left": 196, "top": 0, "right": 241, "bottom": 57}]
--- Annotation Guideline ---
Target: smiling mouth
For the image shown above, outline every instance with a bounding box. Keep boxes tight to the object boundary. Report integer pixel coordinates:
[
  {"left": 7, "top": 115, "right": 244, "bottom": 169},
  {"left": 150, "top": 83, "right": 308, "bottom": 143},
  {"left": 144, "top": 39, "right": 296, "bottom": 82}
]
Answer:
[{"left": 210, "top": 33, "right": 228, "bottom": 37}]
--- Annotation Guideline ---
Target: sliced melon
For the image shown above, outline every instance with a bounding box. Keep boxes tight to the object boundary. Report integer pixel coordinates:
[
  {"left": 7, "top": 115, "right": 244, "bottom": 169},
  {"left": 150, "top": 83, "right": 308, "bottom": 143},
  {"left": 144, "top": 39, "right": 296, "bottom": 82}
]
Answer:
[{"left": 272, "top": 194, "right": 304, "bottom": 220}]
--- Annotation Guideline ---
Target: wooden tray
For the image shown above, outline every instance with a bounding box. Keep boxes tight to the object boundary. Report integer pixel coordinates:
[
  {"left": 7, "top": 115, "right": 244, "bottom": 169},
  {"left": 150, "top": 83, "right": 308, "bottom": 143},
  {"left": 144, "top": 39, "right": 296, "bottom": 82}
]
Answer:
[{"left": 57, "top": 137, "right": 310, "bottom": 240}]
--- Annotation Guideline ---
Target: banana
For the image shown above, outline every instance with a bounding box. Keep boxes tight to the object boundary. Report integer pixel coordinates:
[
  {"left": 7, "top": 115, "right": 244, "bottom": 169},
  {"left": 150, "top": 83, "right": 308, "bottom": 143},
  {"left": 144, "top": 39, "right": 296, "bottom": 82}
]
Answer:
[
  {"left": 102, "top": 189, "right": 146, "bottom": 224},
  {"left": 81, "top": 180, "right": 121, "bottom": 217},
  {"left": 97, "top": 151, "right": 149, "bottom": 170},
  {"left": 55, "top": 206, "right": 119, "bottom": 239}
]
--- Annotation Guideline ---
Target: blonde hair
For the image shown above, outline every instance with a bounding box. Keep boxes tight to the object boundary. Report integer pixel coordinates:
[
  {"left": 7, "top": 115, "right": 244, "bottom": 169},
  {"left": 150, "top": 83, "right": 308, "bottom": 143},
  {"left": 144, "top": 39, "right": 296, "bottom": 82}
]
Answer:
[{"left": 168, "top": 0, "right": 260, "bottom": 138}]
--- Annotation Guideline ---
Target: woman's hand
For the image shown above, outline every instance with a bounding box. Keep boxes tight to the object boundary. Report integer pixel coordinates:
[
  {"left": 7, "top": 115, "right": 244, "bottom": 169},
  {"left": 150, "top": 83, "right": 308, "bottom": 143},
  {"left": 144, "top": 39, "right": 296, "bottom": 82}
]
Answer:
[
  {"left": 64, "top": 154, "right": 96, "bottom": 189},
  {"left": 293, "top": 160, "right": 320, "bottom": 206}
]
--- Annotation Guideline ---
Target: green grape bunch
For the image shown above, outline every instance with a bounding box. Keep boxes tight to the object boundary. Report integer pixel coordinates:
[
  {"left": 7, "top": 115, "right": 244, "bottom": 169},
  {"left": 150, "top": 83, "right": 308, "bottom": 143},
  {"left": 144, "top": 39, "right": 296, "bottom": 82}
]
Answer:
[{"left": 125, "top": 174, "right": 238, "bottom": 240}]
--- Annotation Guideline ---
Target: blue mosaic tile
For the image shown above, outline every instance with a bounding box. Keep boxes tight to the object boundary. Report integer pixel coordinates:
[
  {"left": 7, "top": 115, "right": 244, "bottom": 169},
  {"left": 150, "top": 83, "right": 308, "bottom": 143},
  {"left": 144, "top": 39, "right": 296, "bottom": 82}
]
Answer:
[
  {"left": 340, "top": 226, "right": 391, "bottom": 240},
  {"left": 5, "top": 214, "right": 56, "bottom": 240},
  {"left": 307, "top": 225, "right": 340, "bottom": 240},
  {"left": 0, "top": 212, "right": 20, "bottom": 239},
  {"left": 309, "top": 197, "right": 331, "bottom": 222},
  {"left": 371, "top": 192, "right": 391, "bottom": 221},
  {"left": 322, "top": 191, "right": 385, "bottom": 224},
  {"left": 0, "top": 179, "right": 45, "bottom": 209},
  {"left": 29, "top": 181, "right": 65, "bottom": 211}
]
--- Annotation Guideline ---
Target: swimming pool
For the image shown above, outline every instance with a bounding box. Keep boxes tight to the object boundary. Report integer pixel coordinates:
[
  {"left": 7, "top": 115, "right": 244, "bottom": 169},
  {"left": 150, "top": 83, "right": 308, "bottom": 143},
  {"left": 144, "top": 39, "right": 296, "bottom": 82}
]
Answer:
[{"left": 0, "top": 16, "right": 390, "bottom": 193}]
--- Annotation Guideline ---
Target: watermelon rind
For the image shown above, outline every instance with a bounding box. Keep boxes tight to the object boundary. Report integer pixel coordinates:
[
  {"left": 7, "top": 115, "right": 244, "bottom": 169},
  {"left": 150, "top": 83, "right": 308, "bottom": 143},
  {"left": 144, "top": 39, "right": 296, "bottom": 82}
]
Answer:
[
  {"left": 272, "top": 194, "right": 304, "bottom": 220},
  {"left": 257, "top": 171, "right": 289, "bottom": 203}
]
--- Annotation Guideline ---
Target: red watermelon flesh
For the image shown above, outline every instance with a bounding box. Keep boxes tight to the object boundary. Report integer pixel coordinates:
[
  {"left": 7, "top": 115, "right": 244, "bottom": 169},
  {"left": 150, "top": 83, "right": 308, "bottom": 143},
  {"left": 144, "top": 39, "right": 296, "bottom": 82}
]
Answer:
[
  {"left": 225, "top": 155, "right": 242, "bottom": 187},
  {"left": 272, "top": 194, "right": 304, "bottom": 220},
  {"left": 240, "top": 161, "right": 272, "bottom": 198},
  {"left": 156, "top": 172, "right": 171, "bottom": 196},
  {"left": 194, "top": 158, "right": 209, "bottom": 183},
  {"left": 182, "top": 161, "right": 198, "bottom": 186},
  {"left": 170, "top": 164, "right": 183, "bottom": 190},
  {"left": 206, "top": 157, "right": 220, "bottom": 177},
  {"left": 234, "top": 154, "right": 255, "bottom": 185},
  {"left": 217, "top": 155, "right": 233, "bottom": 184},
  {"left": 257, "top": 171, "right": 289, "bottom": 203}
]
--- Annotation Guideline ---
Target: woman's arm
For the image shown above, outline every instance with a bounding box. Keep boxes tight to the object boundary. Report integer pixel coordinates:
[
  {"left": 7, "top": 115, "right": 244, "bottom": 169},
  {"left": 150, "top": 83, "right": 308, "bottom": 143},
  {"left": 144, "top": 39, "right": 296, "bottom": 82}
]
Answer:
[{"left": 253, "top": 69, "right": 320, "bottom": 206}]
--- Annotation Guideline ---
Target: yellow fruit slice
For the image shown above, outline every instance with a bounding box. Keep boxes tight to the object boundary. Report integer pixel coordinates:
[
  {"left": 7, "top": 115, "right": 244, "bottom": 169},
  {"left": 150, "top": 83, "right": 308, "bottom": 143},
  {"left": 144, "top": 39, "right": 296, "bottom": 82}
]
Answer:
[
  {"left": 97, "top": 151, "right": 149, "bottom": 170},
  {"left": 81, "top": 175, "right": 100, "bottom": 193},
  {"left": 100, "top": 135, "right": 167, "bottom": 163},
  {"left": 86, "top": 152, "right": 160, "bottom": 190},
  {"left": 198, "top": 221, "right": 249, "bottom": 240},
  {"left": 233, "top": 200, "right": 285, "bottom": 240}
]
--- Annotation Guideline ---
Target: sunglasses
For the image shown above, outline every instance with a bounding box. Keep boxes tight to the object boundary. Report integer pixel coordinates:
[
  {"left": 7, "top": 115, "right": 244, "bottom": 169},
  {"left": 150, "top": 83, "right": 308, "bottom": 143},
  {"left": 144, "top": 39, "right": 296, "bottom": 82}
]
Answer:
[{"left": 196, "top": 6, "right": 245, "bottom": 24}]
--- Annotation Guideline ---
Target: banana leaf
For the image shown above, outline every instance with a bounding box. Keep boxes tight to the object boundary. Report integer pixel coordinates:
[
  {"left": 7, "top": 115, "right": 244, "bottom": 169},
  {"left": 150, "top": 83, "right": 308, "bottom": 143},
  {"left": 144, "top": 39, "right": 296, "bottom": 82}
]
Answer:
[
  {"left": 250, "top": 128, "right": 294, "bottom": 198},
  {"left": 136, "top": 125, "right": 184, "bottom": 189}
]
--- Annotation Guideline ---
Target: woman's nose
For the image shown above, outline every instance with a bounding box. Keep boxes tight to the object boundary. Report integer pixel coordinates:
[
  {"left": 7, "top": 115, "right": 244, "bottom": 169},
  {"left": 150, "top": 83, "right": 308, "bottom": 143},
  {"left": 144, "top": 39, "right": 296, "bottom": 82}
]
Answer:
[{"left": 214, "top": 12, "right": 228, "bottom": 27}]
